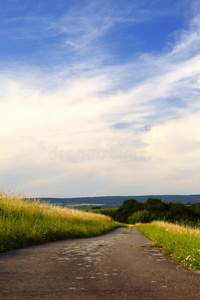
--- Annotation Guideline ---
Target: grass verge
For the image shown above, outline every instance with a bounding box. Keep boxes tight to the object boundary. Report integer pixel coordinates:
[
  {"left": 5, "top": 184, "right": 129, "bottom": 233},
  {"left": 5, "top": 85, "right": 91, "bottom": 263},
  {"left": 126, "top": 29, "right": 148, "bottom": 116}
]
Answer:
[
  {"left": 138, "top": 221, "right": 200, "bottom": 271},
  {"left": 0, "top": 190, "right": 120, "bottom": 252}
]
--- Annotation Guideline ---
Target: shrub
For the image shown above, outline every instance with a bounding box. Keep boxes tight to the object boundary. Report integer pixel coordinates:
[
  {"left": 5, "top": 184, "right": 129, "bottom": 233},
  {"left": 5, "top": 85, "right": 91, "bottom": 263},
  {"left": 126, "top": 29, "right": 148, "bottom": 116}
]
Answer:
[
  {"left": 128, "top": 209, "right": 154, "bottom": 224},
  {"left": 116, "top": 199, "right": 143, "bottom": 223}
]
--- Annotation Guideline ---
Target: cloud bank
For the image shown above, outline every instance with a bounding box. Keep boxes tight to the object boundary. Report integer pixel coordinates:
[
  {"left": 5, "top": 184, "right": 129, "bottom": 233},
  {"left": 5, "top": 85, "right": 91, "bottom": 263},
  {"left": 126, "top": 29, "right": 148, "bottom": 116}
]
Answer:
[{"left": 1, "top": 0, "right": 200, "bottom": 197}]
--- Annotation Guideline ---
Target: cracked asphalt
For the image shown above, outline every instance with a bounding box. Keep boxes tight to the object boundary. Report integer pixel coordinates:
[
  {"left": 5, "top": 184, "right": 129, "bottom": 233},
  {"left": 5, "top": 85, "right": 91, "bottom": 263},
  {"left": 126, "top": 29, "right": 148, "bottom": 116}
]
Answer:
[{"left": 0, "top": 227, "right": 200, "bottom": 299}]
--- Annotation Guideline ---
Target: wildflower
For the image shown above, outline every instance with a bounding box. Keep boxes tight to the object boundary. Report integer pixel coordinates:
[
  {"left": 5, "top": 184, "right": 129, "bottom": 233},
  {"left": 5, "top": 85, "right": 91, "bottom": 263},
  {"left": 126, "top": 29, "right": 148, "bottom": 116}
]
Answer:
[{"left": 166, "top": 229, "right": 169, "bottom": 231}]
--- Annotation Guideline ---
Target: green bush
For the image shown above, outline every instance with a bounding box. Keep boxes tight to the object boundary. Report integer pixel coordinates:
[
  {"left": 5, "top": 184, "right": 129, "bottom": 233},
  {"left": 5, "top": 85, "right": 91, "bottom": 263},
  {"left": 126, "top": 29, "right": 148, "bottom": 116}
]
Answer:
[
  {"left": 116, "top": 199, "right": 143, "bottom": 222},
  {"left": 128, "top": 209, "right": 154, "bottom": 224}
]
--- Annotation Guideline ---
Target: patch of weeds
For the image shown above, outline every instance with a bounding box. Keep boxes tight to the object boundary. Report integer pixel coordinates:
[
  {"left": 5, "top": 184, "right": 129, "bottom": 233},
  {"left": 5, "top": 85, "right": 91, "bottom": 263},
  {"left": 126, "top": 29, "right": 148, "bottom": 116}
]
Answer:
[{"left": 98, "top": 244, "right": 108, "bottom": 246}]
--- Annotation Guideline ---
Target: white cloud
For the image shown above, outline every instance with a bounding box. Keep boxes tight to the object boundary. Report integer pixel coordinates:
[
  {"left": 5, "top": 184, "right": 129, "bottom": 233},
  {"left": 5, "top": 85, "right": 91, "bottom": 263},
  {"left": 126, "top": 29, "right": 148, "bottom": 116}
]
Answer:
[
  {"left": 169, "top": 15, "right": 200, "bottom": 57},
  {"left": 142, "top": 112, "right": 200, "bottom": 193},
  {"left": 1, "top": 4, "right": 200, "bottom": 196}
]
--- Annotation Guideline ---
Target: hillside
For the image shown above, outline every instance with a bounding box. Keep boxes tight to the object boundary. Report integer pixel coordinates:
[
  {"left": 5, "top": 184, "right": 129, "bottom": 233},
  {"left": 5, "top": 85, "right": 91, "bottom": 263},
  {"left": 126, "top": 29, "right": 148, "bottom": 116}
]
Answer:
[{"left": 0, "top": 191, "right": 119, "bottom": 252}]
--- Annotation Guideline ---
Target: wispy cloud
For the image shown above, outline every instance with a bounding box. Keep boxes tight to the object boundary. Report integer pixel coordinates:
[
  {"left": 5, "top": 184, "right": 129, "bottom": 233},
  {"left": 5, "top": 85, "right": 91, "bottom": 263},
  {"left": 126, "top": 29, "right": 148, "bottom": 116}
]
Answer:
[
  {"left": 0, "top": 0, "right": 186, "bottom": 64},
  {"left": 169, "top": 16, "right": 200, "bottom": 57}
]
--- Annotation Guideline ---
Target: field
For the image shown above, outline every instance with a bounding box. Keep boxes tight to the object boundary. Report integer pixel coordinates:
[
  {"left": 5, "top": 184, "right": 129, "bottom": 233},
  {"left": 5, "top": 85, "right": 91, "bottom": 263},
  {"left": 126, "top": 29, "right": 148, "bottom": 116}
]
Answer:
[
  {"left": 0, "top": 190, "right": 120, "bottom": 252},
  {"left": 138, "top": 221, "right": 200, "bottom": 271}
]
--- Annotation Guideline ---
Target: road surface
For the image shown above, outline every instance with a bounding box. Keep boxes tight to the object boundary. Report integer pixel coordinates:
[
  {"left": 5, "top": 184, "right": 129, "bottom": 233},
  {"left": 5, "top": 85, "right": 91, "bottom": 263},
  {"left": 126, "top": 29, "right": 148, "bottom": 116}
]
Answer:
[{"left": 0, "top": 227, "right": 200, "bottom": 299}]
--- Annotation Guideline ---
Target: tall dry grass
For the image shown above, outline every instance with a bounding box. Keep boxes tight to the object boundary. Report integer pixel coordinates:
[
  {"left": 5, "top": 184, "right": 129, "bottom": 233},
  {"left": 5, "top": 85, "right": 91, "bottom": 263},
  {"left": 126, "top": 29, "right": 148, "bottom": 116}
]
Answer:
[{"left": 0, "top": 190, "right": 120, "bottom": 252}]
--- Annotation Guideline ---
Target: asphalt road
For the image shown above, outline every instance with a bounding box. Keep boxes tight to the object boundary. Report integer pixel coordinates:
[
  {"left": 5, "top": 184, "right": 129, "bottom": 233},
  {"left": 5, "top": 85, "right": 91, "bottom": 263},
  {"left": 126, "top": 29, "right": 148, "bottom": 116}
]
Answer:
[{"left": 0, "top": 227, "right": 200, "bottom": 300}]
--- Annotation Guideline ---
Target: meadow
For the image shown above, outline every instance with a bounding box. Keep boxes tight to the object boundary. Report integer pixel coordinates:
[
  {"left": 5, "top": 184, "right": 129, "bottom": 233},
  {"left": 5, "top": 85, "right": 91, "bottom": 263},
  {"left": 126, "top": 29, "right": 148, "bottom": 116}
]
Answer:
[
  {"left": 138, "top": 221, "right": 200, "bottom": 271},
  {"left": 0, "top": 190, "right": 120, "bottom": 252}
]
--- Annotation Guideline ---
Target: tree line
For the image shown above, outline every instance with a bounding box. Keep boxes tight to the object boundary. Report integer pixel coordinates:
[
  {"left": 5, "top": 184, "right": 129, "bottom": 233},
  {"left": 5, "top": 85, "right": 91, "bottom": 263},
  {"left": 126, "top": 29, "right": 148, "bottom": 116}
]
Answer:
[{"left": 95, "top": 198, "right": 200, "bottom": 226}]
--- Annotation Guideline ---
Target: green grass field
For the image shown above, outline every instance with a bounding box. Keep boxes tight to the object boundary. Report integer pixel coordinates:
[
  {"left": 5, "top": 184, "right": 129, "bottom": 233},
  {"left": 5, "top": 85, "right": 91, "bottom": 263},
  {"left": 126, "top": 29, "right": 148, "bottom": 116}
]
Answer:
[
  {"left": 138, "top": 221, "right": 200, "bottom": 271},
  {"left": 0, "top": 190, "right": 120, "bottom": 252}
]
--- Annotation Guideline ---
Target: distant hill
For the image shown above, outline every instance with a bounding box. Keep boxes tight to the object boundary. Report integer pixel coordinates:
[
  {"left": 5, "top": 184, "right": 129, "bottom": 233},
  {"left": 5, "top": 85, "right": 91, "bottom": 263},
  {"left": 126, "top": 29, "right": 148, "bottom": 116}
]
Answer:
[{"left": 38, "top": 195, "right": 200, "bottom": 209}]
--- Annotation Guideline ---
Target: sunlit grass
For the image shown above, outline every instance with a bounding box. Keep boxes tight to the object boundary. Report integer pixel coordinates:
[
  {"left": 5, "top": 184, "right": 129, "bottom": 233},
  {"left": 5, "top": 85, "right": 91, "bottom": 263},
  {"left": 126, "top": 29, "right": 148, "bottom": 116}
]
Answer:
[
  {"left": 0, "top": 190, "right": 120, "bottom": 252},
  {"left": 138, "top": 221, "right": 200, "bottom": 271}
]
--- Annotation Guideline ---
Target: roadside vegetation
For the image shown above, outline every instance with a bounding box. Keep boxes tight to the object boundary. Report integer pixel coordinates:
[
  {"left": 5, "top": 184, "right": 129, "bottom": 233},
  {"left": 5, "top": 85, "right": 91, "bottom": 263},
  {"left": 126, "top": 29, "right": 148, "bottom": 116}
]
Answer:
[
  {"left": 138, "top": 221, "right": 200, "bottom": 271},
  {"left": 0, "top": 190, "right": 120, "bottom": 252}
]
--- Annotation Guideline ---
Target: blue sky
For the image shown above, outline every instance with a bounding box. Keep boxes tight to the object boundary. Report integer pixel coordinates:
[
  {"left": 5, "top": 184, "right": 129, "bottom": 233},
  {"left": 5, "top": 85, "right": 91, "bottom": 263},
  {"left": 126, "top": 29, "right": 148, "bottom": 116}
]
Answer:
[{"left": 1, "top": 0, "right": 200, "bottom": 197}]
